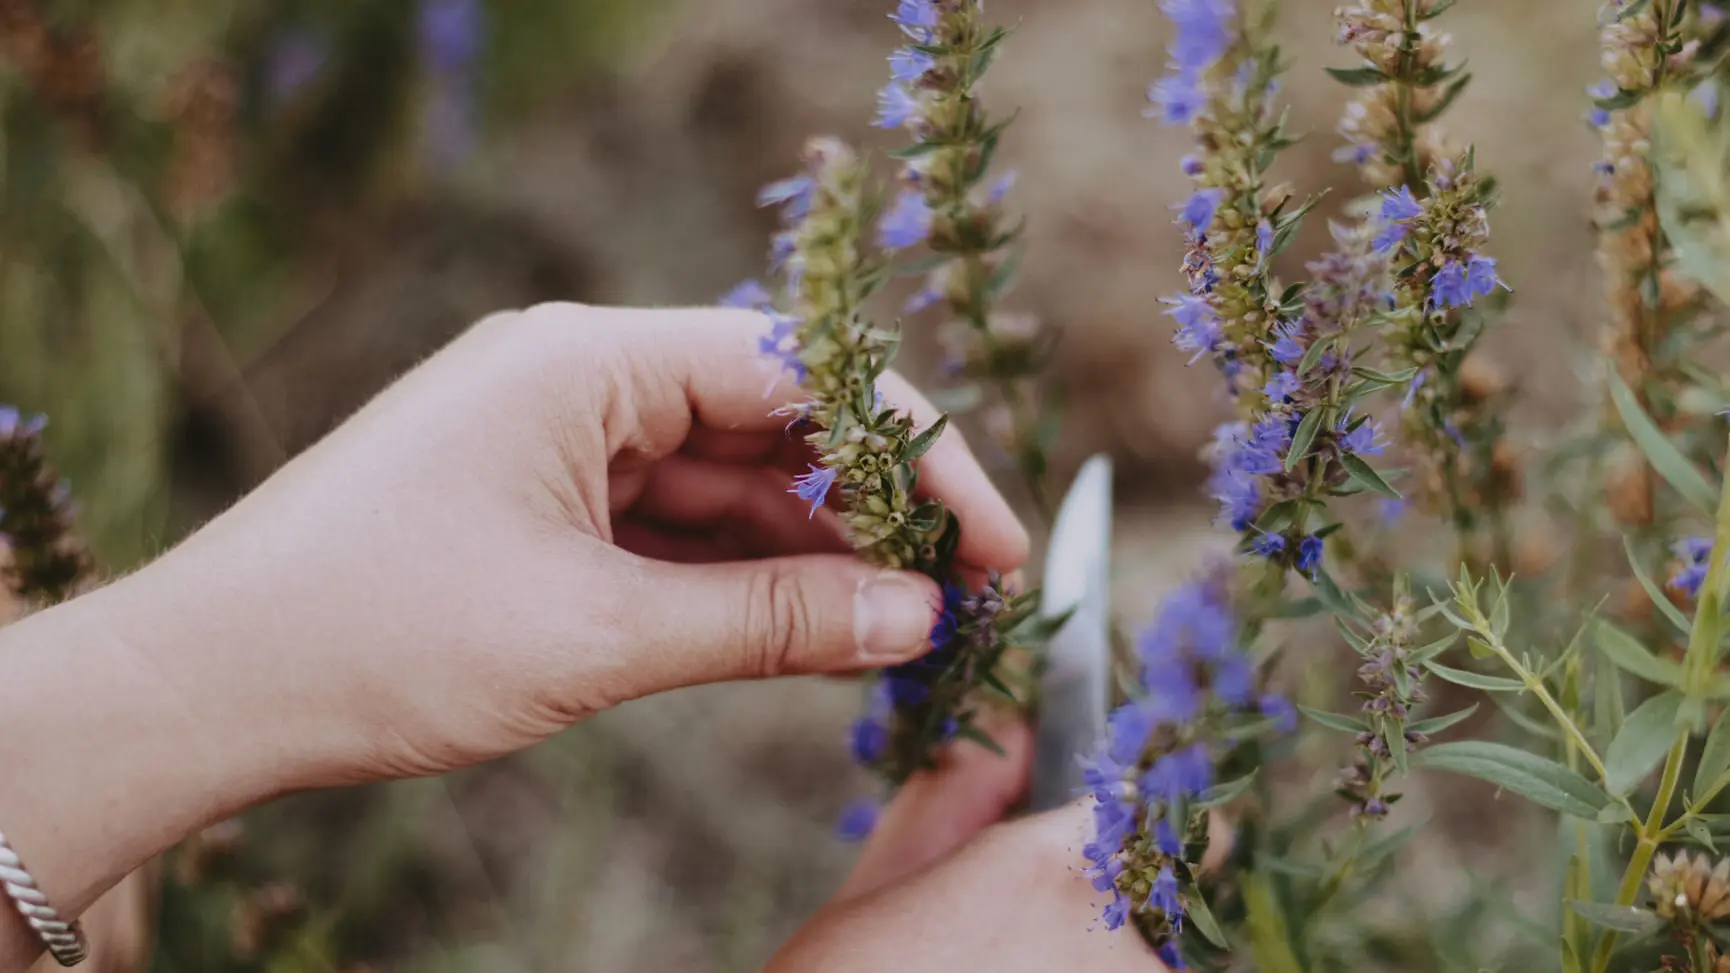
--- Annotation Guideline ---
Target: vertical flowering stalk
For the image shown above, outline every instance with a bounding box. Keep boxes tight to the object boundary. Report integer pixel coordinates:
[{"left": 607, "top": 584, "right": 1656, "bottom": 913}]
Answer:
[
  {"left": 875, "top": 0, "right": 1054, "bottom": 517},
  {"left": 1081, "top": 570, "right": 1293, "bottom": 960},
  {"left": 0, "top": 407, "right": 92, "bottom": 604},
  {"left": 1593, "top": 0, "right": 1714, "bottom": 531},
  {"left": 1332, "top": 0, "right": 1465, "bottom": 192},
  {"left": 1369, "top": 160, "right": 1515, "bottom": 558},
  {"left": 738, "top": 139, "right": 1040, "bottom": 792}
]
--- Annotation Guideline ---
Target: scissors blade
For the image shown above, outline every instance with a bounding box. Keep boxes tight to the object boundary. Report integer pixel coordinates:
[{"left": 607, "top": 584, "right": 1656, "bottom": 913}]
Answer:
[{"left": 1029, "top": 453, "right": 1113, "bottom": 812}]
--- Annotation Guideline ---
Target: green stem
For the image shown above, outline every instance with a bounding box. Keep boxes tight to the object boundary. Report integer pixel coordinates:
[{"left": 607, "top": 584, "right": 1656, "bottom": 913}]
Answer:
[
  {"left": 1481, "top": 633, "right": 1613, "bottom": 784},
  {"left": 1590, "top": 735, "right": 1687, "bottom": 973}
]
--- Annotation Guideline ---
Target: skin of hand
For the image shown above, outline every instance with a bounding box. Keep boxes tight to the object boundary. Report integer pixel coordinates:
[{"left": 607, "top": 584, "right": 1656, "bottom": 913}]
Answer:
[
  {"left": 0, "top": 303, "right": 1028, "bottom": 970},
  {"left": 769, "top": 721, "right": 1169, "bottom": 973}
]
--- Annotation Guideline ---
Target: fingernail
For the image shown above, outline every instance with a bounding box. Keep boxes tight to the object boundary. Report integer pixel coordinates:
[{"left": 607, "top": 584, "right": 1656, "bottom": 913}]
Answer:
[{"left": 855, "top": 572, "right": 937, "bottom": 661}]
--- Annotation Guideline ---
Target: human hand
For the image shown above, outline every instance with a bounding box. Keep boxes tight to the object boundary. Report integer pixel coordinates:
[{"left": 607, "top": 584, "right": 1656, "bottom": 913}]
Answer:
[
  {"left": 770, "top": 722, "right": 1168, "bottom": 973},
  {"left": 112, "top": 302, "right": 1029, "bottom": 792},
  {"left": 0, "top": 303, "right": 1028, "bottom": 960}
]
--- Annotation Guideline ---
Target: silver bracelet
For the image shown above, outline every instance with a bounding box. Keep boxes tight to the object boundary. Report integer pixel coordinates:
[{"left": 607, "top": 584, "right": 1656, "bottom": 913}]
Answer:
[{"left": 0, "top": 830, "right": 87, "bottom": 967}]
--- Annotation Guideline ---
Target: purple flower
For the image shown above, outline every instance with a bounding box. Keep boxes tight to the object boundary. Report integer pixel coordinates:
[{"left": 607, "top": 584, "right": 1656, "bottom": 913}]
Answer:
[
  {"left": 1339, "top": 416, "right": 1388, "bottom": 456},
  {"left": 1297, "top": 535, "right": 1324, "bottom": 574},
  {"left": 987, "top": 170, "right": 1019, "bottom": 204},
  {"left": 720, "top": 279, "right": 773, "bottom": 309},
  {"left": 836, "top": 800, "right": 880, "bottom": 841},
  {"left": 1146, "top": 74, "right": 1207, "bottom": 125},
  {"left": 874, "top": 82, "right": 921, "bottom": 130},
  {"left": 1379, "top": 498, "right": 1408, "bottom": 525},
  {"left": 757, "top": 313, "right": 805, "bottom": 383},
  {"left": 1671, "top": 537, "right": 1714, "bottom": 598},
  {"left": 879, "top": 190, "right": 934, "bottom": 251},
  {"left": 890, "top": 46, "right": 935, "bottom": 84},
  {"left": 1158, "top": 942, "right": 1186, "bottom": 970},
  {"left": 0, "top": 407, "right": 44, "bottom": 439},
  {"left": 790, "top": 465, "right": 838, "bottom": 517},
  {"left": 850, "top": 715, "right": 889, "bottom": 764},
  {"left": 1264, "top": 370, "right": 1300, "bottom": 402},
  {"left": 1180, "top": 155, "right": 1204, "bottom": 176},
  {"left": 1154, "top": 818, "right": 1183, "bottom": 856},
  {"left": 1587, "top": 79, "right": 1618, "bottom": 100},
  {"left": 1267, "top": 320, "right": 1305, "bottom": 364},
  {"left": 757, "top": 175, "right": 816, "bottom": 218},
  {"left": 1256, "top": 220, "right": 1275, "bottom": 257},
  {"left": 1142, "top": 744, "right": 1214, "bottom": 803},
  {"left": 1433, "top": 254, "right": 1504, "bottom": 308},
  {"left": 1180, "top": 188, "right": 1226, "bottom": 230},
  {"left": 1161, "top": 0, "right": 1234, "bottom": 74},
  {"left": 1149, "top": 866, "right": 1184, "bottom": 917},
  {"left": 1101, "top": 894, "right": 1131, "bottom": 931},
  {"left": 1589, "top": 107, "right": 1611, "bottom": 128},
  {"left": 1260, "top": 693, "right": 1298, "bottom": 733},
  {"left": 1252, "top": 533, "right": 1286, "bottom": 558},
  {"left": 1165, "top": 294, "right": 1223, "bottom": 363},
  {"left": 1373, "top": 186, "right": 1422, "bottom": 253},
  {"left": 891, "top": 0, "right": 939, "bottom": 41}
]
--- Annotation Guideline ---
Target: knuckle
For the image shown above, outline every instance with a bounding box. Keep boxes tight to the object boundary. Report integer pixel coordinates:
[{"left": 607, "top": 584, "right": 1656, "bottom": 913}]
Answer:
[{"left": 745, "top": 564, "right": 810, "bottom": 677}]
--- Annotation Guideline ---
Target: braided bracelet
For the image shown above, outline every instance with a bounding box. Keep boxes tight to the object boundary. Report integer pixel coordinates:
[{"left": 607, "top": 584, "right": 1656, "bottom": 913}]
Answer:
[{"left": 0, "top": 830, "right": 87, "bottom": 967}]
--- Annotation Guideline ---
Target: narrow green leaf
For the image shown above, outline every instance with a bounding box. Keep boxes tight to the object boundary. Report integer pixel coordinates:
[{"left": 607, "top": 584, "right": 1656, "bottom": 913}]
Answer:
[
  {"left": 1325, "top": 65, "right": 1389, "bottom": 87},
  {"left": 1186, "top": 889, "right": 1229, "bottom": 949},
  {"left": 903, "top": 414, "right": 950, "bottom": 462},
  {"left": 955, "top": 721, "right": 1007, "bottom": 756},
  {"left": 1357, "top": 820, "right": 1425, "bottom": 868},
  {"left": 1623, "top": 534, "right": 1691, "bottom": 635},
  {"left": 1408, "top": 704, "right": 1479, "bottom": 737},
  {"left": 1339, "top": 454, "right": 1402, "bottom": 499},
  {"left": 1593, "top": 621, "right": 1686, "bottom": 686},
  {"left": 1197, "top": 771, "right": 1258, "bottom": 808},
  {"left": 1695, "top": 705, "right": 1730, "bottom": 796},
  {"left": 1413, "top": 741, "right": 1611, "bottom": 818},
  {"left": 1605, "top": 691, "right": 1684, "bottom": 795},
  {"left": 1597, "top": 802, "right": 1635, "bottom": 824},
  {"left": 1565, "top": 901, "right": 1664, "bottom": 936},
  {"left": 1298, "top": 706, "right": 1369, "bottom": 733},
  {"left": 1424, "top": 662, "right": 1524, "bottom": 692},
  {"left": 1285, "top": 409, "right": 1325, "bottom": 472},
  {"left": 1296, "top": 334, "right": 1331, "bottom": 377},
  {"left": 1608, "top": 370, "right": 1718, "bottom": 514},
  {"left": 1687, "top": 816, "right": 1719, "bottom": 852},
  {"left": 1408, "top": 633, "right": 1458, "bottom": 665}
]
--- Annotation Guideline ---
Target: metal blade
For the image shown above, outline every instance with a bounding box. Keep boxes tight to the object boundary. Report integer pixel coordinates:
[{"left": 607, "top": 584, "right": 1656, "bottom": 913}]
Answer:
[{"left": 1029, "top": 453, "right": 1113, "bottom": 812}]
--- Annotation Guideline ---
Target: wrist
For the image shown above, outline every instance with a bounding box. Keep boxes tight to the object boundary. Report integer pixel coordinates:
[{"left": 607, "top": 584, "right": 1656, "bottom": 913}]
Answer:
[{"left": 0, "top": 579, "right": 266, "bottom": 965}]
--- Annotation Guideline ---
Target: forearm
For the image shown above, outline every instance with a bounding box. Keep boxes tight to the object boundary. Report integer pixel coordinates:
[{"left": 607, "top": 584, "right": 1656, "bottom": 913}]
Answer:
[{"left": 0, "top": 580, "right": 256, "bottom": 971}]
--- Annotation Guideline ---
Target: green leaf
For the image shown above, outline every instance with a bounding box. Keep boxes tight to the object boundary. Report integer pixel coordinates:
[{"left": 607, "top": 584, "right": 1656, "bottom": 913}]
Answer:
[
  {"left": 1357, "top": 819, "right": 1425, "bottom": 868},
  {"left": 1296, "top": 335, "right": 1332, "bottom": 377},
  {"left": 1298, "top": 706, "right": 1367, "bottom": 734},
  {"left": 1424, "top": 661, "right": 1524, "bottom": 692},
  {"left": 1695, "top": 705, "right": 1730, "bottom": 796},
  {"left": 1285, "top": 409, "right": 1325, "bottom": 472},
  {"left": 1604, "top": 691, "right": 1683, "bottom": 796},
  {"left": 1607, "top": 370, "right": 1718, "bottom": 514},
  {"left": 1597, "top": 802, "right": 1636, "bottom": 824},
  {"left": 1564, "top": 901, "right": 1664, "bottom": 936},
  {"left": 1593, "top": 620, "right": 1686, "bottom": 687},
  {"left": 1339, "top": 454, "right": 1402, "bottom": 499},
  {"left": 1326, "top": 65, "right": 1389, "bottom": 87},
  {"left": 1186, "top": 889, "right": 1229, "bottom": 949},
  {"left": 1624, "top": 534, "right": 1691, "bottom": 635},
  {"left": 903, "top": 414, "right": 950, "bottom": 463},
  {"left": 1197, "top": 771, "right": 1258, "bottom": 808},
  {"left": 1407, "top": 704, "right": 1478, "bottom": 737},
  {"left": 1416, "top": 73, "right": 1472, "bottom": 124},
  {"left": 1413, "top": 741, "right": 1612, "bottom": 818},
  {"left": 1688, "top": 816, "right": 1719, "bottom": 852},
  {"left": 954, "top": 721, "right": 1007, "bottom": 757}
]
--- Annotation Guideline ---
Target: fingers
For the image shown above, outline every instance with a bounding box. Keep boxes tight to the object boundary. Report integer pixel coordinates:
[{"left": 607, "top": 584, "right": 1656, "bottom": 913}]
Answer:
[
  {"left": 835, "top": 719, "right": 1033, "bottom": 903},
  {"left": 622, "top": 453, "right": 851, "bottom": 558},
  {"left": 620, "top": 553, "right": 943, "bottom": 695},
  {"left": 528, "top": 303, "right": 1031, "bottom": 575}
]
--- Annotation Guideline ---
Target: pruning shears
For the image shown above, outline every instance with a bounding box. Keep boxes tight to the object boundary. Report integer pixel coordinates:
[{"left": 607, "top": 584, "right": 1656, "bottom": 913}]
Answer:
[{"left": 1029, "top": 453, "right": 1114, "bottom": 812}]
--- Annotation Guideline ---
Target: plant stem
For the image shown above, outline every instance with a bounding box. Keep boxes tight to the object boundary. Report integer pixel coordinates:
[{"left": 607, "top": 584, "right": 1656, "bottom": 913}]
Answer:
[
  {"left": 1479, "top": 631, "right": 1613, "bottom": 783},
  {"left": 1590, "top": 734, "right": 1687, "bottom": 973}
]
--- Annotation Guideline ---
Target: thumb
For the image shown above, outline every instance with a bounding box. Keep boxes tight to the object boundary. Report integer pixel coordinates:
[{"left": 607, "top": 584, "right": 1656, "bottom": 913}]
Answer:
[
  {"left": 627, "top": 554, "right": 941, "bottom": 693},
  {"left": 836, "top": 719, "right": 1033, "bottom": 903}
]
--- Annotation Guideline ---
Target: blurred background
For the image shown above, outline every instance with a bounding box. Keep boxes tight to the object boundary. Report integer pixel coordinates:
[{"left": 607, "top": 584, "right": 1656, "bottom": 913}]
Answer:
[{"left": 0, "top": 0, "right": 1611, "bottom": 970}]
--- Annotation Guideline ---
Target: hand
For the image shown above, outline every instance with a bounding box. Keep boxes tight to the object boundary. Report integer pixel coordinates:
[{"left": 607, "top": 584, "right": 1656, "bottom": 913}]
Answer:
[
  {"left": 0, "top": 302, "right": 1027, "bottom": 963},
  {"left": 770, "top": 723, "right": 1168, "bottom": 972}
]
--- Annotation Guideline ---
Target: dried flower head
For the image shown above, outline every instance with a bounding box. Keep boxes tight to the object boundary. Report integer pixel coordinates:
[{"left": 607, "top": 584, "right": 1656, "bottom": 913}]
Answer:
[{"left": 1650, "top": 851, "right": 1730, "bottom": 923}]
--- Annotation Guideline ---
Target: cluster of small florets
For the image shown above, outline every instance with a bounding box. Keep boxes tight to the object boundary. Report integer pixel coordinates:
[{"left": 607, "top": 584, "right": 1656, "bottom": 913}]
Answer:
[
  {"left": 1650, "top": 851, "right": 1730, "bottom": 924},
  {"left": 0, "top": 406, "right": 92, "bottom": 603},
  {"left": 1081, "top": 573, "right": 1291, "bottom": 958},
  {"left": 1334, "top": 596, "right": 1428, "bottom": 819},
  {"left": 1669, "top": 536, "right": 1715, "bottom": 600},
  {"left": 1332, "top": 0, "right": 1459, "bottom": 188},
  {"left": 1153, "top": 1, "right": 1298, "bottom": 402},
  {"left": 873, "top": 0, "right": 1047, "bottom": 494}
]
